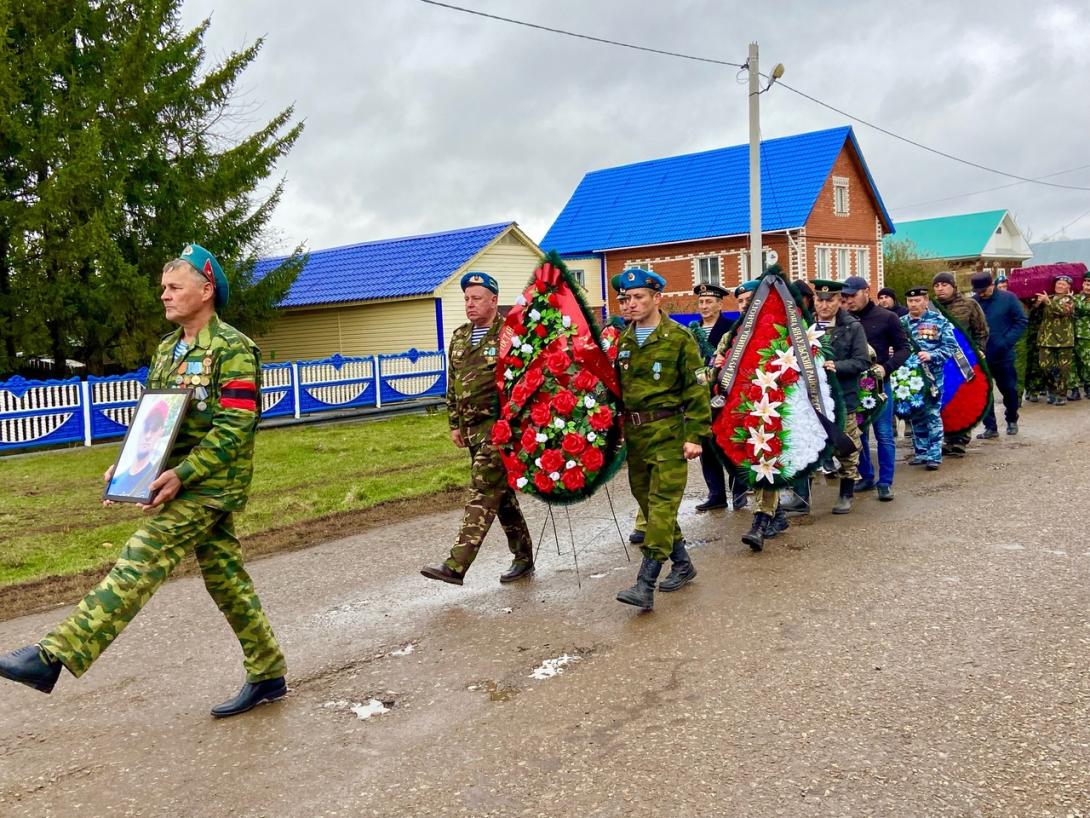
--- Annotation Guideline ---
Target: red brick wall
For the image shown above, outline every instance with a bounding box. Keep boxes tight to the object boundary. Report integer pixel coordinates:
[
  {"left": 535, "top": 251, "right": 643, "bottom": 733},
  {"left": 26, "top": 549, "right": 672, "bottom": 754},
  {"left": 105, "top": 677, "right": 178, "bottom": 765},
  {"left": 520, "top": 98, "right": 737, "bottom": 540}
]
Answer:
[{"left": 802, "top": 144, "right": 889, "bottom": 288}]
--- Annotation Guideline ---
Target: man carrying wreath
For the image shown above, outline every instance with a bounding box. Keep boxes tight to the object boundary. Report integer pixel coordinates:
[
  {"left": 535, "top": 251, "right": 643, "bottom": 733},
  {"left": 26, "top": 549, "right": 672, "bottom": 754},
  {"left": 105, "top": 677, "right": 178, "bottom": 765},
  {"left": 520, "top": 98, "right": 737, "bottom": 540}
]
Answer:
[
  {"left": 612, "top": 268, "right": 711, "bottom": 611},
  {"left": 421, "top": 272, "right": 534, "bottom": 586},
  {"left": 0, "top": 243, "right": 287, "bottom": 718}
]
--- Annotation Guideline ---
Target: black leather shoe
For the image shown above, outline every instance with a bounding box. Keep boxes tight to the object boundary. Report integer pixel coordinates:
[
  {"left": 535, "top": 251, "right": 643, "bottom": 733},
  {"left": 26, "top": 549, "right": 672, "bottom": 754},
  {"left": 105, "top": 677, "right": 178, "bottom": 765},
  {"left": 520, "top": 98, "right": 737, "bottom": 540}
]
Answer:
[
  {"left": 0, "top": 645, "right": 62, "bottom": 694},
  {"left": 210, "top": 677, "right": 287, "bottom": 718},
  {"left": 854, "top": 479, "right": 876, "bottom": 492},
  {"left": 628, "top": 529, "right": 645, "bottom": 545},
  {"left": 420, "top": 563, "right": 465, "bottom": 585},
  {"left": 1006, "top": 422, "right": 1018, "bottom": 436},
  {"left": 877, "top": 484, "right": 894, "bottom": 502},
  {"left": 908, "top": 456, "right": 926, "bottom": 465},
  {"left": 499, "top": 560, "right": 534, "bottom": 583},
  {"left": 925, "top": 461, "right": 940, "bottom": 471},
  {"left": 976, "top": 428, "right": 999, "bottom": 440},
  {"left": 695, "top": 498, "right": 728, "bottom": 512}
]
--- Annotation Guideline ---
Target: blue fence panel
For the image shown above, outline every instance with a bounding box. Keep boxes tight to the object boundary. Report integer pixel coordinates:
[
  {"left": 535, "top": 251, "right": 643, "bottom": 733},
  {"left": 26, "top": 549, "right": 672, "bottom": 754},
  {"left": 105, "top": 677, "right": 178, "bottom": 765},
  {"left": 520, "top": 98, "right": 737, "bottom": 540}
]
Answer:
[
  {"left": 0, "top": 375, "right": 86, "bottom": 451},
  {"left": 378, "top": 349, "right": 446, "bottom": 405},
  {"left": 87, "top": 368, "right": 147, "bottom": 441},
  {"left": 297, "top": 354, "right": 377, "bottom": 414},
  {"left": 260, "top": 362, "right": 296, "bottom": 419}
]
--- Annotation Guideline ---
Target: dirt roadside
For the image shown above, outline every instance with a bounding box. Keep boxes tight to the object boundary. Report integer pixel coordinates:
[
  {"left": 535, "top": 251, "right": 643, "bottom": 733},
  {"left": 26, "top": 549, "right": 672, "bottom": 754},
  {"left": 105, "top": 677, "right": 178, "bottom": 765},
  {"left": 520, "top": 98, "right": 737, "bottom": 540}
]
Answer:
[{"left": 0, "top": 487, "right": 466, "bottom": 622}]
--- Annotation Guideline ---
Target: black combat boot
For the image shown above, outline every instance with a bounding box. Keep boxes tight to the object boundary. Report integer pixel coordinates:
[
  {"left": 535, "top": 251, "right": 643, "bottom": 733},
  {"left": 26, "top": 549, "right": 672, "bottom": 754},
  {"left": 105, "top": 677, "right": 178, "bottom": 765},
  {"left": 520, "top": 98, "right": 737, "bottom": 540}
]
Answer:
[
  {"left": 742, "top": 513, "right": 770, "bottom": 552},
  {"left": 764, "top": 504, "right": 789, "bottom": 538},
  {"left": 832, "top": 478, "right": 854, "bottom": 514},
  {"left": 0, "top": 645, "right": 62, "bottom": 694},
  {"left": 658, "top": 541, "right": 697, "bottom": 592},
  {"left": 616, "top": 557, "right": 663, "bottom": 610},
  {"left": 1068, "top": 388, "right": 1082, "bottom": 401}
]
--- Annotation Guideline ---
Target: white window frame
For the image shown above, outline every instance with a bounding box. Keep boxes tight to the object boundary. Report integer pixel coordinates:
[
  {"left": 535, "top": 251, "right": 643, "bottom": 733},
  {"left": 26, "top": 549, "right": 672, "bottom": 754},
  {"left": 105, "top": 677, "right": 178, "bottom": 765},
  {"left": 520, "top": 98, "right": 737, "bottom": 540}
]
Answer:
[
  {"left": 836, "top": 248, "right": 851, "bottom": 281},
  {"left": 833, "top": 176, "right": 850, "bottom": 216},
  {"left": 694, "top": 255, "right": 721, "bottom": 287},
  {"left": 815, "top": 247, "right": 831, "bottom": 278},
  {"left": 568, "top": 268, "right": 586, "bottom": 287},
  {"left": 855, "top": 248, "right": 869, "bottom": 280},
  {"left": 740, "top": 249, "right": 771, "bottom": 280}
]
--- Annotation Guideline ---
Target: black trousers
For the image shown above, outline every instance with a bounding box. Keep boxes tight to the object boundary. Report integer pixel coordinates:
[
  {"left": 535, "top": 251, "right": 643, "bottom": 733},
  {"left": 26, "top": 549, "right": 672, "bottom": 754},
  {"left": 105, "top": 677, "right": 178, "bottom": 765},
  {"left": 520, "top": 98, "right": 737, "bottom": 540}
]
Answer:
[{"left": 981, "top": 351, "right": 1020, "bottom": 429}]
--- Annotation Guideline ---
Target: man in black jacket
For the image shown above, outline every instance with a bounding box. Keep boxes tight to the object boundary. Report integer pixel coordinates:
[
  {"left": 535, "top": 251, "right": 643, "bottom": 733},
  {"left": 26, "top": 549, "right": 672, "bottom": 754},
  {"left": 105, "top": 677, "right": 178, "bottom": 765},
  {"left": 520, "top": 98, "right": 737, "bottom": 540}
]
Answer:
[
  {"left": 971, "top": 271, "right": 1028, "bottom": 436},
  {"left": 843, "top": 275, "right": 910, "bottom": 502},
  {"left": 810, "top": 279, "right": 870, "bottom": 514}
]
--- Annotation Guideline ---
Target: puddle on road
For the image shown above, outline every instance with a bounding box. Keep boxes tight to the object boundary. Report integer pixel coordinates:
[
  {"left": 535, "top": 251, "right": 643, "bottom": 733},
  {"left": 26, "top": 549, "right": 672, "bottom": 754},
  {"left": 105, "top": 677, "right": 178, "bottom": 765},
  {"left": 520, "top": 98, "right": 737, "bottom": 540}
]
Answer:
[{"left": 467, "top": 679, "right": 520, "bottom": 702}]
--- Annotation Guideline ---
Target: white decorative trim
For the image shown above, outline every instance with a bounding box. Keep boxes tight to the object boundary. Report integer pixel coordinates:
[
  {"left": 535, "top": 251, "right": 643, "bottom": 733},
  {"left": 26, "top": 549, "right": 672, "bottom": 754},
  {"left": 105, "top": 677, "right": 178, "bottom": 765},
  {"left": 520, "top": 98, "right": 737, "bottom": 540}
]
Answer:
[
  {"left": 876, "top": 217, "right": 886, "bottom": 288},
  {"left": 832, "top": 176, "right": 850, "bottom": 216}
]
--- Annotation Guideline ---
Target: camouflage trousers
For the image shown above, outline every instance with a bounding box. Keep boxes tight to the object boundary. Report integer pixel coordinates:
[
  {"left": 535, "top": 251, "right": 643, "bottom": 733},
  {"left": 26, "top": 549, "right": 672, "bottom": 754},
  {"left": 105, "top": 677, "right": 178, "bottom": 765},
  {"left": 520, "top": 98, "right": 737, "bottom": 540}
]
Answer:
[
  {"left": 1069, "top": 337, "right": 1090, "bottom": 388},
  {"left": 834, "top": 411, "right": 862, "bottom": 481},
  {"left": 910, "top": 404, "right": 945, "bottom": 463},
  {"left": 625, "top": 436, "right": 686, "bottom": 563},
  {"left": 1038, "top": 346, "right": 1074, "bottom": 396},
  {"left": 446, "top": 438, "right": 532, "bottom": 573},
  {"left": 40, "top": 499, "right": 285, "bottom": 682},
  {"left": 753, "top": 487, "right": 779, "bottom": 515}
]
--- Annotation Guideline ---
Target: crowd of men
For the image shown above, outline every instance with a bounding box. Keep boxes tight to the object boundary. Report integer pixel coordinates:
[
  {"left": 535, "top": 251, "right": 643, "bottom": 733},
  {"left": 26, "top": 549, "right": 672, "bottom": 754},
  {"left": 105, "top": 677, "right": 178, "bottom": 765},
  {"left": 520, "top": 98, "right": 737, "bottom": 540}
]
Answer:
[{"left": 0, "top": 247, "right": 1079, "bottom": 715}]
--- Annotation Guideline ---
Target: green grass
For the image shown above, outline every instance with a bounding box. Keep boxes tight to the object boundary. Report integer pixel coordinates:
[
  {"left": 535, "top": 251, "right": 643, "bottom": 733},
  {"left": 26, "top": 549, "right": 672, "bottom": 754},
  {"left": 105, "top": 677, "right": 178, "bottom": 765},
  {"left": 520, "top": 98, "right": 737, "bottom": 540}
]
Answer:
[{"left": 0, "top": 412, "right": 467, "bottom": 587}]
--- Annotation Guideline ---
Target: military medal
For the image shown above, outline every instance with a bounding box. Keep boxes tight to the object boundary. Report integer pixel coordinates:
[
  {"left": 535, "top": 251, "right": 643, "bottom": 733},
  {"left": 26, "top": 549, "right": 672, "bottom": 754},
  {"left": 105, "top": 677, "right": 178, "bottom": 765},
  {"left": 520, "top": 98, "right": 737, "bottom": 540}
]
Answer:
[{"left": 197, "top": 401, "right": 207, "bottom": 411}]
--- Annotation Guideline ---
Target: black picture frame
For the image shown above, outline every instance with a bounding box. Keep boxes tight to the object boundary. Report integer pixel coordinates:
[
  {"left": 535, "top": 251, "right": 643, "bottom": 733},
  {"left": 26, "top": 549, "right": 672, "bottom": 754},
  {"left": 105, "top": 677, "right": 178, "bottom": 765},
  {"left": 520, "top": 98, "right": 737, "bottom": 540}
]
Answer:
[{"left": 103, "top": 389, "right": 190, "bottom": 504}]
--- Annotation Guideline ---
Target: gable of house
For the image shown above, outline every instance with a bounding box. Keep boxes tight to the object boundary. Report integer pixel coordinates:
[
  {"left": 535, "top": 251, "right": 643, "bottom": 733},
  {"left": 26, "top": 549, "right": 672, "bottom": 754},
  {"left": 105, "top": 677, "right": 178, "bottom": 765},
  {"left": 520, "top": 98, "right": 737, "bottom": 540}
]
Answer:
[{"left": 889, "top": 210, "right": 1031, "bottom": 261}]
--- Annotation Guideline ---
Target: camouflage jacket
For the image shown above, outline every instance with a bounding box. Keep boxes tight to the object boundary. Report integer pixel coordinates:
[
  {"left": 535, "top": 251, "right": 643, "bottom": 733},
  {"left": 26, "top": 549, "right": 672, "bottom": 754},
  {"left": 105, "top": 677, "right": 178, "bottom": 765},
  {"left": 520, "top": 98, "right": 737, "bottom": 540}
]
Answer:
[
  {"left": 148, "top": 314, "right": 261, "bottom": 512},
  {"left": 616, "top": 312, "right": 711, "bottom": 446},
  {"left": 936, "top": 292, "right": 989, "bottom": 349},
  {"left": 446, "top": 315, "right": 502, "bottom": 442},
  {"left": 1038, "top": 294, "right": 1075, "bottom": 347},
  {"left": 900, "top": 309, "right": 958, "bottom": 376},
  {"left": 1073, "top": 294, "right": 1090, "bottom": 340}
]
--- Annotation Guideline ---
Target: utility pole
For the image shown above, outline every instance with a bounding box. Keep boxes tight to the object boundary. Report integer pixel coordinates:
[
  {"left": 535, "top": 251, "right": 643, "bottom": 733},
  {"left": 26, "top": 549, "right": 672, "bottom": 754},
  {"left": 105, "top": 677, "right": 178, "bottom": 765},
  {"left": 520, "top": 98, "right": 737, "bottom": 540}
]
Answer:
[{"left": 747, "top": 41, "right": 761, "bottom": 282}]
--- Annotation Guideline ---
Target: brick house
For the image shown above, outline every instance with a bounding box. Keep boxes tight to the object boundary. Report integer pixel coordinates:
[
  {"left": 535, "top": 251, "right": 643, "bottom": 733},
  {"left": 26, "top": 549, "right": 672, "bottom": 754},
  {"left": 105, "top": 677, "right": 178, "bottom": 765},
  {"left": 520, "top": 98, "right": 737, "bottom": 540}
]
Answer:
[{"left": 540, "top": 126, "right": 894, "bottom": 315}]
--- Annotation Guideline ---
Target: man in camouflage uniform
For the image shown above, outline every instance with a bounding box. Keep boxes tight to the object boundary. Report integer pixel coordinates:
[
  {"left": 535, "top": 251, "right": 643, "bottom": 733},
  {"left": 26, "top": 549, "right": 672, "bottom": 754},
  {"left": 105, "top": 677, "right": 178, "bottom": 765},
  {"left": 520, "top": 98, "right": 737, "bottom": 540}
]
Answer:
[
  {"left": 0, "top": 244, "right": 287, "bottom": 718},
  {"left": 421, "top": 272, "right": 533, "bottom": 585},
  {"left": 1067, "top": 276, "right": 1090, "bottom": 400},
  {"left": 1035, "top": 273, "right": 1076, "bottom": 405},
  {"left": 902, "top": 287, "right": 959, "bottom": 470},
  {"left": 613, "top": 268, "right": 710, "bottom": 611},
  {"left": 931, "top": 271, "right": 989, "bottom": 456}
]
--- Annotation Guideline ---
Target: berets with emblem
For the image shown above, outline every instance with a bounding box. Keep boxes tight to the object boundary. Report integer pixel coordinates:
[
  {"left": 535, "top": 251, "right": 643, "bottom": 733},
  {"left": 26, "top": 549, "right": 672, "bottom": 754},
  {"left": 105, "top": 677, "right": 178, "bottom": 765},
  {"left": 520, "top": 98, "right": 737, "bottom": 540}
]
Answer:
[
  {"left": 905, "top": 286, "right": 929, "bottom": 298},
  {"left": 613, "top": 267, "right": 666, "bottom": 293},
  {"left": 460, "top": 271, "right": 499, "bottom": 294},
  {"left": 810, "top": 278, "right": 843, "bottom": 299},
  {"left": 734, "top": 279, "right": 759, "bottom": 297},
  {"left": 180, "top": 243, "right": 230, "bottom": 309},
  {"left": 1054, "top": 272, "right": 1074, "bottom": 284},
  {"left": 693, "top": 283, "right": 728, "bottom": 298}
]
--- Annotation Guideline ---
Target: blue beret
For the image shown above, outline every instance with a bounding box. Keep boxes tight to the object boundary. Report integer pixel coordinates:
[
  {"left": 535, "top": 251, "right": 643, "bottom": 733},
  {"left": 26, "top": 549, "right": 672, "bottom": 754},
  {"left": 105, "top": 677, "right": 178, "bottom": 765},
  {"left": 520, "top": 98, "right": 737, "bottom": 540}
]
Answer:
[
  {"left": 460, "top": 271, "right": 498, "bottom": 294},
  {"left": 733, "top": 279, "right": 760, "bottom": 297},
  {"left": 180, "top": 243, "right": 229, "bottom": 309},
  {"left": 614, "top": 267, "right": 666, "bottom": 293}
]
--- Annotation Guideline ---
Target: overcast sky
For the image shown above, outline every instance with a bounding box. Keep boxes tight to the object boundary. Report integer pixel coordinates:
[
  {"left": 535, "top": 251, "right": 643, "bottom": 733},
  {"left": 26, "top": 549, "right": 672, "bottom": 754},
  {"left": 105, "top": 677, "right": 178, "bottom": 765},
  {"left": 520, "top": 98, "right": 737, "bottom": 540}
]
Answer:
[{"left": 179, "top": 0, "right": 1090, "bottom": 256}]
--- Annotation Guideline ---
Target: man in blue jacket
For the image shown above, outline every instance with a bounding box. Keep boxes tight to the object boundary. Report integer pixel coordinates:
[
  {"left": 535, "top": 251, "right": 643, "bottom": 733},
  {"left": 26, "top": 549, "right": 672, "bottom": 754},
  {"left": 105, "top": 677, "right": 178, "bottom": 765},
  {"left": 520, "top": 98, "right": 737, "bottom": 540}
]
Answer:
[{"left": 971, "top": 271, "right": 1028, "bottom": 437}]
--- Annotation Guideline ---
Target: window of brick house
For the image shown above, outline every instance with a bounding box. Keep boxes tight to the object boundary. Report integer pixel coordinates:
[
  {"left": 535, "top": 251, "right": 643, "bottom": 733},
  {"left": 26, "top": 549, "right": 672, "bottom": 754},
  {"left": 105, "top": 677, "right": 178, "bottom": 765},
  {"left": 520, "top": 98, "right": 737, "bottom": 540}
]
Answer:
[
  {"left": 695, "top": 255, "right": 721, "bottom": 286},
  {"left": 833, "top": 177, "right": 849, "bottom": 216},
  {"left": 855, "top": 248, "right": 869, "bottom": 280},
  {"left": 815, "top": 247, "right": 831, "bottom": 278}
]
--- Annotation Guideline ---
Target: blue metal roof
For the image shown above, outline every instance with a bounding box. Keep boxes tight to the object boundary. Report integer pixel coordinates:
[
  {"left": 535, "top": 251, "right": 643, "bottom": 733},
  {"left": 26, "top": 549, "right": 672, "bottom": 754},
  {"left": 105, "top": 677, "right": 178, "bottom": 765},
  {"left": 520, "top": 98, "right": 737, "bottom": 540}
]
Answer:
[
  {"left": 257, "top": 222, "right": 513, "bottom": 307},
  {"left": 540, "top": 126, "right": 893, "bottom": 255}
]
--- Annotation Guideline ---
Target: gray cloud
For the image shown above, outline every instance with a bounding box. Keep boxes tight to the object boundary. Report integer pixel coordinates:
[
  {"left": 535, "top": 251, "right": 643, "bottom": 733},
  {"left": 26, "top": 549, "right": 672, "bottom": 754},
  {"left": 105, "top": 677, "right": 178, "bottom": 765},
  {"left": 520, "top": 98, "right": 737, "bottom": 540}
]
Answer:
[{"left": 182, "top": 0, "right": 1090, "bottom": 253}]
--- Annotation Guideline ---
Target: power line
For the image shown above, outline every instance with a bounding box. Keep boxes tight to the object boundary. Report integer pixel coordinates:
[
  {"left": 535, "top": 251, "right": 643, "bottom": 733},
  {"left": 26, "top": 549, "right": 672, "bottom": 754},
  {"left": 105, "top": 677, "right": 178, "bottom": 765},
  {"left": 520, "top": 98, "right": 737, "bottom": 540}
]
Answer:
[
  {"left": 416, "top": 0, "right": 1090, "bottom": 193},
  {"left": 889, "top": 164, "right": 1090, "bottom": 212},
  {"left": 416, "top": 0, "right": 744, "bottom": 68}
]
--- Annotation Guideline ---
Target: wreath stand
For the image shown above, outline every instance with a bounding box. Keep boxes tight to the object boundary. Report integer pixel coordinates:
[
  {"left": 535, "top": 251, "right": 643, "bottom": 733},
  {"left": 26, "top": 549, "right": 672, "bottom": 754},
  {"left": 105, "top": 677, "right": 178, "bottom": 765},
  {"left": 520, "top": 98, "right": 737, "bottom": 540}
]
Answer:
[{"left": 532, "top": 484, "right": 632, "bottom": 587}]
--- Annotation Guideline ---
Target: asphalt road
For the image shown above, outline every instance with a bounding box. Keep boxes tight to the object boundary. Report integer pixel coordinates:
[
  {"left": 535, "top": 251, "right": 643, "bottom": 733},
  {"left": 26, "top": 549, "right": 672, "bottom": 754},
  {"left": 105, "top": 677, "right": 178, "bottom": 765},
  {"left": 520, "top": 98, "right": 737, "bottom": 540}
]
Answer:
[{"left": 0, "top": 402, "right": 1088, "bottom": 817}]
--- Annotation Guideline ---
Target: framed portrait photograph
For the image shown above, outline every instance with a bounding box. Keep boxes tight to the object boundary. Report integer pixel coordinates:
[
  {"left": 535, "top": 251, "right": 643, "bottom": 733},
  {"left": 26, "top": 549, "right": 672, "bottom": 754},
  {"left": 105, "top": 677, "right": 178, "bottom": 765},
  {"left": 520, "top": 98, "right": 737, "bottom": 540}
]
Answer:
[{"left": 103, "top": 389, "right": 190, "bottom": 504}]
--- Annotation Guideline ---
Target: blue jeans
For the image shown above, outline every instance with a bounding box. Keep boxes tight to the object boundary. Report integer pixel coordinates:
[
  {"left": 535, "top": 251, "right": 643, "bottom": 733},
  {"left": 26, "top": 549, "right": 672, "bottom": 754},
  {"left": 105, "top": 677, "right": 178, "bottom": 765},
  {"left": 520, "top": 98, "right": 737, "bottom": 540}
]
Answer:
[{"left": 858, "top": 381, "right": 895, "bottom": 487}]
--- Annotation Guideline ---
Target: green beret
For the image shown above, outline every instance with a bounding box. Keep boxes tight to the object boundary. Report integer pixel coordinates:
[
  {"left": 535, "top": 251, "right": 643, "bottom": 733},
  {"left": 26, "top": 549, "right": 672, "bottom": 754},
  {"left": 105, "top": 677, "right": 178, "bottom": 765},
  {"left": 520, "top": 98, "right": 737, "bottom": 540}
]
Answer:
[
  {"left": 180, "top": 243, "right": 229, "bottom": 309},
  {"left": 460, "top": 271, "right": 499, "bottom": 294},
  {"left": 614, "top": 267, "right": 666, "bottom": 293}
]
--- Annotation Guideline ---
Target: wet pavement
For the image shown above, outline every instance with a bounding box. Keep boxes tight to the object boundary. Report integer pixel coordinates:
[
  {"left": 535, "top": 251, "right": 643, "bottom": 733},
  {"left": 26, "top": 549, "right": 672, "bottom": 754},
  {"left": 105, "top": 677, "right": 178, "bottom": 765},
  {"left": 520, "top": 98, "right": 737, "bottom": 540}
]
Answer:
[{"left": 1, "top": 403, "right": 1088, "bottom": 817}]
